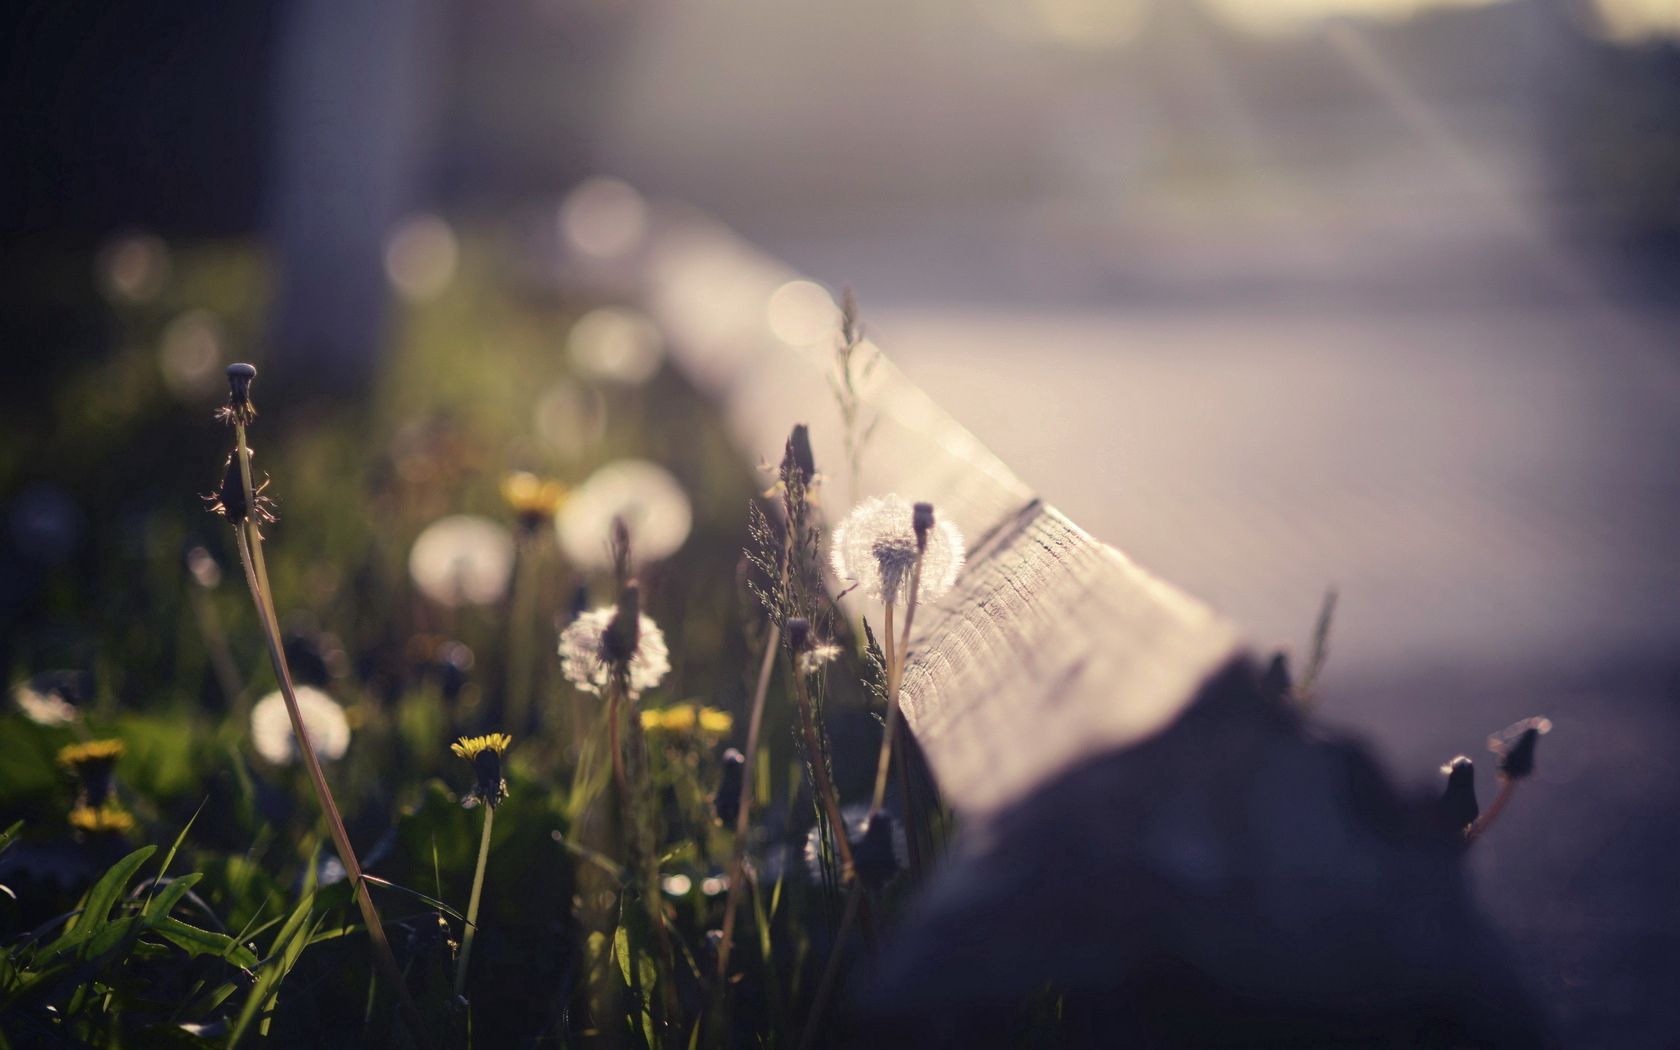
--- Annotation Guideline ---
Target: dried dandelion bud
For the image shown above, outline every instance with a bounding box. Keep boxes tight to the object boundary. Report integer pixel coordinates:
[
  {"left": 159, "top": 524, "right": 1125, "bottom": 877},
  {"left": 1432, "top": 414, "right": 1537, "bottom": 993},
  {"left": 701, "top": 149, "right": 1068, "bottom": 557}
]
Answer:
[
  {"left": 786, "top": 424, "right": 816, "bottom": 481},
  {"left": 787, "top": 617, "right": 812, "bottom": 652},
  {"left": 1438, "top": 756, "right": 1479, "bottom": 837},
  {"left": 1260, "top": 652, "right": 1293, "bottom": 702},
  {"left": 451, "top": 733, "right": 512, "bottom": 808},
  {"left": 1489, "top": 717, "right": 1551, "bottom": 779},
  {"left": 831, "top": 494, "right": 964, "bottom": 606},
  {"left": 912, "top": 502, "right": 935, "bottom": 551},
  {"left": 603, "top": 583, "right": 641, "bottom": 664},
  {"left": 713, "top": 748, "right": 745, "bottom": 826},
  {"left": 219, "top": 362, "right": 257, "bottom": 426},
  {"left": 852, "top": 812, "right": 903, "bottom": 891},
  {"left": 206, "top": 452, "right": 275, "bottom": 527},
  {"left": 558, "top": 604, "right": 670, "bottom": 700}
]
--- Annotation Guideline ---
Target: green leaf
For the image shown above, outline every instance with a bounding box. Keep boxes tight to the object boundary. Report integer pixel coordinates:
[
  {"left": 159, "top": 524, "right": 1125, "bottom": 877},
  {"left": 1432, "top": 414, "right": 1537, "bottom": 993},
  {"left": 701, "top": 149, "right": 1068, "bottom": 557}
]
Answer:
[
  {"left": 154, "top": 917, "right": 259, "bottom": 969},
  {"left": 613, "top": 921, "right": 632, "bottom": 989},
  {"left": 144, "top": 873, "right": 205, "bottom": 921},
  {"left": 49, "top": 845, "right": 155, "bottom": 954},
  {"left": 228, "top": 888, "right": 315, "bottom": 1046}
]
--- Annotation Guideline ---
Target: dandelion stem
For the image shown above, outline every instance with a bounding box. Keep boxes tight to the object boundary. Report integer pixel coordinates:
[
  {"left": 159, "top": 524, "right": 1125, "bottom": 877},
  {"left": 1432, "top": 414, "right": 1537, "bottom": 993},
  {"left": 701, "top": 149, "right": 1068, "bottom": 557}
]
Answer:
[
  {"left": 1465, "top": 777, "right": 1517, "bottom": 845},
  {"left": 804, "top": 554, "right": 928, "bottom": 1046},
  {"left": 870, "top": 559, "right": 923, "bottom": 817},
  {"left": 230, "top": 425, "right": 431, "bottom": 1050},
  {"left": 454, "top": 804, "right": 495, "bottom": 999},
  {"left": 715, "top": 620, "right": 778, "bottom": 983}
]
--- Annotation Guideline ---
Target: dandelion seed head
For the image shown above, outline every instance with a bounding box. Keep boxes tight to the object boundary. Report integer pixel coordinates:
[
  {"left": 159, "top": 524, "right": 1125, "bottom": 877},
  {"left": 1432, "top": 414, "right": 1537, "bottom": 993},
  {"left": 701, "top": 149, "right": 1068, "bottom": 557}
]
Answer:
[
  {"left": 250, "top": 685, "right": 351, "bottom": 766},
  {"left": 408, "top": 515, "right": 516, "bottom": 607},
  {"left": 830, "top": 494, "right": 964, "bottom": 606},
  {"left": 558, "top": 607, "right": 671, "bottom": 699},
  {"left": 558, "top": 460, "right": 691, "bottom": 571},
  {"left": 13, "top": 681, "right": 81, "bottom": 727}
]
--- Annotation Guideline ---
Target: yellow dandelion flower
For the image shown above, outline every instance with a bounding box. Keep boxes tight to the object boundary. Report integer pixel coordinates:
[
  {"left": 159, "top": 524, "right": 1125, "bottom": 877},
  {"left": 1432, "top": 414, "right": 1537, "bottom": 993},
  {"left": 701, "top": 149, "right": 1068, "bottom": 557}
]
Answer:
[
  {"left": 501, "top": 472, "right": 567, "bottom": 522},
  {"left": 68, "top": 805, "right": 136, "bottom": 834},
  {"left": 698, "top": 708, "right": 734, "bottom": 736},
  {"left": 451, "top": 733, "right": 512, "bottom": 760},
  {"left": 58, "top": 739, "right": 125, "bottom": 769},
  {"left": 452, "top": 733, "right": 512, "bottom": 808},
  {"left": 641, "top": 704, "right": 697, "bottom": 733}
]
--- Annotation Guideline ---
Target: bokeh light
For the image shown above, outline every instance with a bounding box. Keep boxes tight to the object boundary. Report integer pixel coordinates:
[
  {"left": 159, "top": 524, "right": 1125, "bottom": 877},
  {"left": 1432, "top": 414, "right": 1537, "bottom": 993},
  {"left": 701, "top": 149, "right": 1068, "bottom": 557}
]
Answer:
[
  {"left": 384, "top": 213, "right": 459, "bottom": 301},
  {"left": 96, "top": 232, "right": 170, "bottom": 304},
  {"left": 567, "top": 306, "right": 665, "bottom": 385},
  {"left": 560, "top": 176, "right": 649, "bottom": 259}
]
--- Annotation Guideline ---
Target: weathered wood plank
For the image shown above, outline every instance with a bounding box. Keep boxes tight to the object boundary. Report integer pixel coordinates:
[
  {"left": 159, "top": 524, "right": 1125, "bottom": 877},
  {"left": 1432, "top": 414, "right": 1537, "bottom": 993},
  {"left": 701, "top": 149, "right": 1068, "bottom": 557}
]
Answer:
[{"left": 635, "top": 209, "right": 1243, "bottom": 824}]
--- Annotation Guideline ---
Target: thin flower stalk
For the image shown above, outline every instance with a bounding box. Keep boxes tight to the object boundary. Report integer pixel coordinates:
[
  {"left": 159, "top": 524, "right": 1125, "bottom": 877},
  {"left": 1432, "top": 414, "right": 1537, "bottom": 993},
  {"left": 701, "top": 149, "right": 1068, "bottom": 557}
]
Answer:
[
  {"left": 451, "top": 733, "right": 510, "bottom": 1000},
  {"left": 457, "top": 804, "right": 495, "bottom": 998},
  {"left": 219, "top": 369, "right": 430, "bottom": 1049}
]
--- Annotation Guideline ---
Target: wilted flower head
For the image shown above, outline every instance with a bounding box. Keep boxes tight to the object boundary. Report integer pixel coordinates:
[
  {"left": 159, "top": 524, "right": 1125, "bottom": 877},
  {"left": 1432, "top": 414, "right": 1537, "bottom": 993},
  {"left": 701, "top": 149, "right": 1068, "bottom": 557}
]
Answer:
[
  {"left": 558, "top": 460, "right": 692, "bottom": 572},
  {"left": 713, "top": 748, "right": 745, "bottom": 826},
  {"left": 640, "top": 703, "right": 733, "bottom": 737},
  {"left": 1488, "top": 717, "right": 1551, "bottom": 779},
  {"left": 786, "top": 617, "right": 842, "bottom": 677},
  {"left": 59, "top": 739, "right": 125, "bottom": 808},
  {"left": 558, "top": 606, "right": 671, "bottom": 699},
  {"left": 1437, "top": 755, "right": 1479, "bottom": 838},
  {"left": 830, "top": 494, "right": 963, "bottom": 606},
  {"left": 501, "top": 471, "right": 567, "bottom": 534},
  {"left": 408, "top": 515, "right": 516, "bottom": 607},
  {"left": 250, "top": 685, "right": 351, "bottom": 765},
  {"left": 217, "top": 362, "right": 257, "bottom": 426},
  {"left": 451, "top": 733, "right": 512, "bottom": 808},
  {"left": 205, "top": 451, "right": 275, "bottom": 528}
]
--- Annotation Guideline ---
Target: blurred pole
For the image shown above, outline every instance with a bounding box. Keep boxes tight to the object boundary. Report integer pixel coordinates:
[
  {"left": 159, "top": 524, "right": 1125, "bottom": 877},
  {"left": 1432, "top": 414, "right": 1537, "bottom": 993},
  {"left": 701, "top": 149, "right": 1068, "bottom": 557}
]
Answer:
[{"left": 267, "top": 0, "right": 443, "bottom": 398}]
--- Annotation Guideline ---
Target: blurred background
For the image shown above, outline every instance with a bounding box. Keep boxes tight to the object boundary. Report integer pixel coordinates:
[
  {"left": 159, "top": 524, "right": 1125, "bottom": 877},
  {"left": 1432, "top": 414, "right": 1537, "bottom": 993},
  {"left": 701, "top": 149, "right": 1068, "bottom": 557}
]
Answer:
[{"left": 3, "top": 0, "right": 1679, "bottom": 1043}]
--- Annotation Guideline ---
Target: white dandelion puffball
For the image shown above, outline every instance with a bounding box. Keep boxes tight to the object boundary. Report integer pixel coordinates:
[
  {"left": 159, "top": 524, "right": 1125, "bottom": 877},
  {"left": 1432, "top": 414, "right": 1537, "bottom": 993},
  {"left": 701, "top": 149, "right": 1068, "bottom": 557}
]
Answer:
[
  {"left": 408, "top": 515, "right": 516, "bottom": 607},
  {"left": 558, "top": 607, "right": 671, "bottom": 699},
  {"left": 831, "top": 494, "right": 964, "bottom": 606},
  {"left": 250, "top": 686, "right": 351, "bottom": 765},
  {"left": 558, "top": 460, "right": 692, "bottom": 571}
]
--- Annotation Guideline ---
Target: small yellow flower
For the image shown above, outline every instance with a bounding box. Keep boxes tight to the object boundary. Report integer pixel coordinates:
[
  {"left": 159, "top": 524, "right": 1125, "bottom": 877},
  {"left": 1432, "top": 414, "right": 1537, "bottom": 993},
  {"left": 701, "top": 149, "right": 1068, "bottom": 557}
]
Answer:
[
  {"left": 501, "top": 472, "right": 567, "bottom": 527},
  {"left": 641, "top": 704, "right": 733, "bottom": 738},
  {"left": 59, "top": 739, "right": 124, "bottom": 809},
  {"left": 68, "top": 805, "right": 135, "bottom": 834},
  {"left": 451, "top": 733, "right": 513, "bottom": 761},
  {"left": 452, "top": 733, "right": 512, "bottom": 808},
  {"left": 641, "top": 704, "right": 696, "bottom": 733},
  {"left": 58, "top": 739, "right": 125, "bottom": 770}
]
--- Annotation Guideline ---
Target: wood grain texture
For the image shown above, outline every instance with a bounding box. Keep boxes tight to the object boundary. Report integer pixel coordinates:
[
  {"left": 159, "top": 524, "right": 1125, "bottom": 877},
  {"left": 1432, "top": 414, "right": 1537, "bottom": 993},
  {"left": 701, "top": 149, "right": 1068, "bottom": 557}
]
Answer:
[{"left": 634, "top": 209, "right": 1243, "bottom": 824}]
